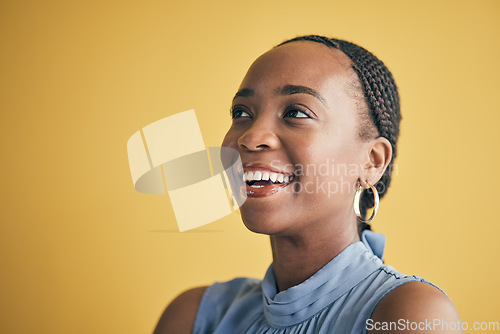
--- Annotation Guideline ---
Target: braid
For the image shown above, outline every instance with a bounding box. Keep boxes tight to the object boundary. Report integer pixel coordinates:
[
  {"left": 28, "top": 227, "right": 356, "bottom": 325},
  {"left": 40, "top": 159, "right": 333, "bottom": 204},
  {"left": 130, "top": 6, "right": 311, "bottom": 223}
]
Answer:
[{"left": 277, "top": 35, "right": 401, "bottom": 233}]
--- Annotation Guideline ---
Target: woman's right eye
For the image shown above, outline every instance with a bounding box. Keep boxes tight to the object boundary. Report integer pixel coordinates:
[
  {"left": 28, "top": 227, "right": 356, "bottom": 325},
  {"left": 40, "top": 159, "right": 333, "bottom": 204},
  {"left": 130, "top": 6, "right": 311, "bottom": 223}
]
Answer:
[{"left": 231, "top": 107, "right": 251, "bottom": 119}]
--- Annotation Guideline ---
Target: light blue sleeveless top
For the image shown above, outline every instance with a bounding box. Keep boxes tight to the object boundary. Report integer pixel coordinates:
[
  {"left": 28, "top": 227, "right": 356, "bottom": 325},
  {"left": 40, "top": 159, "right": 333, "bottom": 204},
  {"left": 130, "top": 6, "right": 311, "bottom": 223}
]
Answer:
[{"left": 193, "top": 231, "right": 443, "bottom": 334}]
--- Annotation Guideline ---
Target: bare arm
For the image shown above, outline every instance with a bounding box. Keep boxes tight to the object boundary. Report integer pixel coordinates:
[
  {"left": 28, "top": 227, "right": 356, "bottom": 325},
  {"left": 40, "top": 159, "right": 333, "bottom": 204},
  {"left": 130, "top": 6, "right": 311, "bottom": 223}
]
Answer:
[
  {"left": 153, "top": 286, "right": 208, "bottom": 334},
  {"left": 367, "top": 282, "right": 463, "bottom": 334}
]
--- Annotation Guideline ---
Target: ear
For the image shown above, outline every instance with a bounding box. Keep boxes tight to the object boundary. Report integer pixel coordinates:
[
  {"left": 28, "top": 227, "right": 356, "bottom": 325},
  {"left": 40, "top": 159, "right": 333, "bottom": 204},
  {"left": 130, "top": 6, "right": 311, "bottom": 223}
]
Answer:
[{"left": 360, "top": 137, "right": 393, "bottom": 188}]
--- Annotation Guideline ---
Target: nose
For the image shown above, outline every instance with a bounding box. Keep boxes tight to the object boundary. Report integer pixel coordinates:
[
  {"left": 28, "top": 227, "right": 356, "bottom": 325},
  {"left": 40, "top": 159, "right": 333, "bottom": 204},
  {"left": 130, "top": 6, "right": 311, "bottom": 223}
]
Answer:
[{"left": 237, "top": 118, "right": 280, "bottom": 152}]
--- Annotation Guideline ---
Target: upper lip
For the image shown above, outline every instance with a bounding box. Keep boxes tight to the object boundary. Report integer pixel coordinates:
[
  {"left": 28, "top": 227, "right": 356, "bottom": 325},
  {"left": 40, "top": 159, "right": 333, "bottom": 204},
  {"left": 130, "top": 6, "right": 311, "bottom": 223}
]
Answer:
[{"left": 242, "top": 162, "right": 294, "bottom": 175}]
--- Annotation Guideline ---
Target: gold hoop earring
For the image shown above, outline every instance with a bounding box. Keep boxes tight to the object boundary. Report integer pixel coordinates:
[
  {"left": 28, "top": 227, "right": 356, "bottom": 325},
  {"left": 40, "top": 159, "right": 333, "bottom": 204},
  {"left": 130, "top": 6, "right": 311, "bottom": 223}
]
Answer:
[{"left": 353, "top": 182, "right": 379, "bottom": 223}]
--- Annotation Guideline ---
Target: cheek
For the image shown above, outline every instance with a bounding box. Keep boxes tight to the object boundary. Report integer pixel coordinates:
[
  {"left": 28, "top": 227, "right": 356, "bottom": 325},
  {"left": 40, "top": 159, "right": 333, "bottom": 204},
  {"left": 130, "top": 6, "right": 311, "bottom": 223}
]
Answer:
[
  {"left": 295, "top": 132, "right": 359, "bottom": 168},
  {"left": 221, "top": 129, "right": 237, "bottom": 149},
  {"left": 293, "top": 134, "right": 363, "bottom": 197}
]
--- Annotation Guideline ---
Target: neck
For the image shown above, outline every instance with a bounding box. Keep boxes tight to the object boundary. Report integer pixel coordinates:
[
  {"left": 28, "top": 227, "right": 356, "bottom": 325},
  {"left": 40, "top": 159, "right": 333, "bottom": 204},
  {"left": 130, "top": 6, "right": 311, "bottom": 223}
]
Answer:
[{"left": 270, "top": 214, "right": 359, "bottom": 292}]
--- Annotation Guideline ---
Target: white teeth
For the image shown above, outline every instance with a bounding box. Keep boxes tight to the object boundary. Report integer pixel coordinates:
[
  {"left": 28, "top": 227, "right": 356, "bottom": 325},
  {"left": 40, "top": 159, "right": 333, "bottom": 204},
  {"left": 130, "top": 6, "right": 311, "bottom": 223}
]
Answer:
[
  {"left": 269, "top": 173, "right": 278, "bottom": 182},
  {"left": 244, "top": 170, "right": 292, "bottom": 183}
]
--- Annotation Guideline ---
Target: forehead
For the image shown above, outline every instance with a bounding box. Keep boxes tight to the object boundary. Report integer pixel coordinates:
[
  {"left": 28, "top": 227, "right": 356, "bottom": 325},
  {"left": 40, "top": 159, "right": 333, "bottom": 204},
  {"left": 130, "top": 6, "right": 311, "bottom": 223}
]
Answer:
[{"left": 240, "top": 41, "right": 354, "bottom": 90}]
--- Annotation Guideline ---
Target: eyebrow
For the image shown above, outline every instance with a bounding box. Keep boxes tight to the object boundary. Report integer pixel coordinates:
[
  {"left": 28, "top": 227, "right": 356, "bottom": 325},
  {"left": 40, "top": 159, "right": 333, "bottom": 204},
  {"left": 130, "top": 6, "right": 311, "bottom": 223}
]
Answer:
[
  {"left": 277, "top": 85, "right": 326, "bottom": 105},
  {"left": 232, "top": 88, "right": 254, "bottom": 101},
  {"left": 232, "top": 85, "right": 326, "bottom": 105}
]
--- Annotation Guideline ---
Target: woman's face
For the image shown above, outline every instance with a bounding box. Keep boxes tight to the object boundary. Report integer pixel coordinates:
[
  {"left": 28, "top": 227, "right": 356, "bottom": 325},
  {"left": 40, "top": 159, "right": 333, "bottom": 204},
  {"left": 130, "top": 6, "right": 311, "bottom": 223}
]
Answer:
[{"left": 222, "top": 41, "right": 371, "bottom": 236}]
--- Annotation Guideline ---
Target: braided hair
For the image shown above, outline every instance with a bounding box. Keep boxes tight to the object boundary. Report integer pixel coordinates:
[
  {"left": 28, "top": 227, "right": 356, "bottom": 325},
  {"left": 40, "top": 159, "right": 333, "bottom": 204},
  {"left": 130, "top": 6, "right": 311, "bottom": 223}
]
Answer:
[{"left": 276, "top": 35, "right": 401, "bottom": 234}]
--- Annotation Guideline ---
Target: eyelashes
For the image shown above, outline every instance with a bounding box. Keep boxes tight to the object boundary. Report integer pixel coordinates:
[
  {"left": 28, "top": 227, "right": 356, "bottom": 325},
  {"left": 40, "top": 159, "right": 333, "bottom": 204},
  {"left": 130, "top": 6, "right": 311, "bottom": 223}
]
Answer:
[
  {"left": 231, "top": 106, "right": 251, "bottom": 119},
  {"left": 231, "top": 104, "right": 312, "bottom": 120},
  {"left": 283, "top": 106, "right": 311, "bottom": 119}
]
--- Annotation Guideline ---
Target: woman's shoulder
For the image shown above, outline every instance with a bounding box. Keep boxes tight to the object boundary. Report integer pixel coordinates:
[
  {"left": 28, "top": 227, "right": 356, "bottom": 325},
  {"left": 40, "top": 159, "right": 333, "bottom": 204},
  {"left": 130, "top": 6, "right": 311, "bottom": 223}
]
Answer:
[
  {"left": 368, "top": 281, "right": 463, "bottom": 334},
  {"left": 342, "top": 250, "right": 462, "bottom": 334},
  {"left": 153, "top": 277, "right": 262, "bottom": 334},
  {"left": 153, "top": 286, "right": 208, "bottom": 334}
]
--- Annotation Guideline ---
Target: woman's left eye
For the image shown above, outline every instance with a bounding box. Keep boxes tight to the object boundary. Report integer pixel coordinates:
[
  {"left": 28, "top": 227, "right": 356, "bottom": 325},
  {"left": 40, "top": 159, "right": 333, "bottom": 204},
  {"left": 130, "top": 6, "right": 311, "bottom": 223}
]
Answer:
[{"left": 284, "top": 108, "right": 310, "bottom": 118}]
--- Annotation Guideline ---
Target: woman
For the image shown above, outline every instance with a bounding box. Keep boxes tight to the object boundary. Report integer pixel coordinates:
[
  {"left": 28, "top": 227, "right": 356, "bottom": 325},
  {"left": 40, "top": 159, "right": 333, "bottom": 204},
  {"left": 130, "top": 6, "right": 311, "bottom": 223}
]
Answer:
[{"left": 155, "top": 35, "right": 462, "bottom": 334}]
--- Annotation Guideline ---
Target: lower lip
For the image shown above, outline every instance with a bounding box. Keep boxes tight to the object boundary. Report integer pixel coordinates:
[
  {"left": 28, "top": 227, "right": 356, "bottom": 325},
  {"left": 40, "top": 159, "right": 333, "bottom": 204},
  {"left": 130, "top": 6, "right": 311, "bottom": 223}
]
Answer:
[{"left": 245, "top": 181, "right": 293, "bottom": 198}]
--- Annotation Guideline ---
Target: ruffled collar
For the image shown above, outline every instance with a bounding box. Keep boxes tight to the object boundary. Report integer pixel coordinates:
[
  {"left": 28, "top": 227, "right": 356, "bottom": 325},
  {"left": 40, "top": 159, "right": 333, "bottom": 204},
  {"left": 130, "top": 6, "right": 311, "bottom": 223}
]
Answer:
[{"left": 261, "top": 230, "right": 386, "bottom": 327}]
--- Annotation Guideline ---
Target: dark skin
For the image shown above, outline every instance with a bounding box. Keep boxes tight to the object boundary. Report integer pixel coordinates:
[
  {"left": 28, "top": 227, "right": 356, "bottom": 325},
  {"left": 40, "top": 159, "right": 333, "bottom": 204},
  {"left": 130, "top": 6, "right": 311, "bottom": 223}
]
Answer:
[{"left": 154, "top": 41, "right": 462, "bottom": 334}]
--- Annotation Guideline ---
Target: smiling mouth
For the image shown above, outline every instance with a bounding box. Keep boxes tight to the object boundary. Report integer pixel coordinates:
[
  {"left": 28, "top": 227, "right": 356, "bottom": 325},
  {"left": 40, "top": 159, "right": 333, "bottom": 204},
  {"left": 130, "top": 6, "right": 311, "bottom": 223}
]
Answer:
[{"left": 243, "top": 170, "right": 294, "bottom": 197}]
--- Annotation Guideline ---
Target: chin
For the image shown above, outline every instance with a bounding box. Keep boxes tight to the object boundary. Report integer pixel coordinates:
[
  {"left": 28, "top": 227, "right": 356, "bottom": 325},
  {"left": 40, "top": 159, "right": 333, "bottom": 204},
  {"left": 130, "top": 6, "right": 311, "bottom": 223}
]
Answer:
[
  {"left": 240, "top": 208, "right": 276, "bottom": 234},
  {"left": 239, "top": 205, "right": 296, "bottom": 236}
]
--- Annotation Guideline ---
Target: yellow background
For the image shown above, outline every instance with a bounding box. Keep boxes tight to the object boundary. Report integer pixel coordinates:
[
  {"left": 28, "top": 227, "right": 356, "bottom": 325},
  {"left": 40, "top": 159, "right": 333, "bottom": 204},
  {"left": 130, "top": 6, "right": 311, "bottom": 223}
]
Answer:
[{"left": 1, "top": 0, "right": 499, "bottom": 332}]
